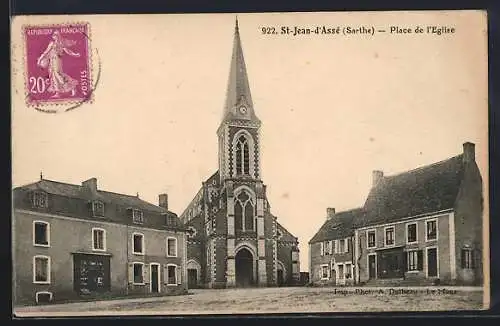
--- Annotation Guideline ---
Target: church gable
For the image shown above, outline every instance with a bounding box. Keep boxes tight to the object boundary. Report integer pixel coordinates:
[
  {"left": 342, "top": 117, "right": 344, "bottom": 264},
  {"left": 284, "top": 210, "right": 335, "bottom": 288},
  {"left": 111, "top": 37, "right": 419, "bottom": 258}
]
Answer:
[
  {"left": 276, "top": 222, "right": 298, "bottom": 244},
  {"left": 179, "top": 187, "right": 205, "bottom": 224},
  {"left": 185, "top": 215, "right": 204, "bottom": 242}
]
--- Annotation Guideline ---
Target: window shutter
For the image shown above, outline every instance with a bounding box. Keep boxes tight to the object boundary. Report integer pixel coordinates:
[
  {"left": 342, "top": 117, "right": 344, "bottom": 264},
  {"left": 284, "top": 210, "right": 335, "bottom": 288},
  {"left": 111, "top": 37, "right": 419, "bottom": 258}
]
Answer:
[
  {"left": 177, "top": 265, "right": 182, "bottom": 284},
  {"left": 347, "top": 239, "right": 352, "bottom": 253},
  {"left": 320, "top": 242, "right": 324, "bottom": 256},
  {"left": 163, "top": 265, "right": 168, "bottom": 284},
  {"left": 417, "top": 250, "right": 424, "bottom": 271},
  {"left": 403, "top": 252, "right": 409, "bottom": 271},
  {"left": 143, "top": 264, "right": 149, "bottom": 284},
  {"left": 461, "top": 249, "right": 466, "bottom": 269},
  {"left": 128, "top": 263, "right": 134, "bottom": 284}
]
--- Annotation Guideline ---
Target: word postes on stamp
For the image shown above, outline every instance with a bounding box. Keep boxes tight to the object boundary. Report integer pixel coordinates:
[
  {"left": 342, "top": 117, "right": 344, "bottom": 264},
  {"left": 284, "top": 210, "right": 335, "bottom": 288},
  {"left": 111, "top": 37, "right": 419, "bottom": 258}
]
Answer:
[{"left": 23, "top": 23, "right": 93, "bottom": 111}]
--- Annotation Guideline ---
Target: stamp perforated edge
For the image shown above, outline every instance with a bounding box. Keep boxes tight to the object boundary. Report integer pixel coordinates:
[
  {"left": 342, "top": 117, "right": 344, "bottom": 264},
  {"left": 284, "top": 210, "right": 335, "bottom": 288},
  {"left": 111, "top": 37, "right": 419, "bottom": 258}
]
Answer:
[{"left": 21, "top": 22, "right": 95, "bottom": 109}]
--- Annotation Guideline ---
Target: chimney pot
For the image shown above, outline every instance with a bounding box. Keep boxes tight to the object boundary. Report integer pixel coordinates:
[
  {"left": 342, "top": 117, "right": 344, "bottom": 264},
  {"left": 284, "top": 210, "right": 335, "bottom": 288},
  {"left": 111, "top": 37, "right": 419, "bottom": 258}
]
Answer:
[
  {"left": 159, "top": 193, "right": 168, "bottom": 210},
  {"left": 326, "top": 207, "right": 336, "bottom": 220},
  {"left": 82, "top": 178, "right": 98, "bottom": 194},
  {"left": 372, "top": 170, "right": 384, "bottom": 187},
  {"left": 463, "top": 142, "right": 475, "bottom": 163}
]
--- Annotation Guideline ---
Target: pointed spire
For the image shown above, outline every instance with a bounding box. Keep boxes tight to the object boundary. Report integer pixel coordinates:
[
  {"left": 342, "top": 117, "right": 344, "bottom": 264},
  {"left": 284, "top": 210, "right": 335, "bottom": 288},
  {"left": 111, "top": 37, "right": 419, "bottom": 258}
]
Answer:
[{"left": 221, "top": 17, "right": 260, "bottom": 125}]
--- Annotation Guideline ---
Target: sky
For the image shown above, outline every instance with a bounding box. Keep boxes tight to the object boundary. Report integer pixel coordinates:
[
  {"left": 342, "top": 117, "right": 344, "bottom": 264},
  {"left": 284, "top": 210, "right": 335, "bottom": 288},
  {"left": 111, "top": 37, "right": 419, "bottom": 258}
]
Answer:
[{"left": 11, "top": 11, "right": 488, "bottom": 272}]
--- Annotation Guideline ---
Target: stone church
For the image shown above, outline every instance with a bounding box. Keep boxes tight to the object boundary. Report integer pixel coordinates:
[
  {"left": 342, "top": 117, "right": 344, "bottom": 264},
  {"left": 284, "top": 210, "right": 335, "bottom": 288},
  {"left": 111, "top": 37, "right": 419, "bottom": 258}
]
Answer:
[{"left": 179, "top": 19, "right": 300, "bottom": 288}]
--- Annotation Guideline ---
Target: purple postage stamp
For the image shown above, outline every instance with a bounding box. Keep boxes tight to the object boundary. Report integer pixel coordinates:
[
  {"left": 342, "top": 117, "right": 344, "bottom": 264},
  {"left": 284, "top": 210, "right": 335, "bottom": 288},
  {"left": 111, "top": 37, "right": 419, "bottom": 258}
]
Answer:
[{"left": 23, "top": 23, "right": 92, "bottom": 108}]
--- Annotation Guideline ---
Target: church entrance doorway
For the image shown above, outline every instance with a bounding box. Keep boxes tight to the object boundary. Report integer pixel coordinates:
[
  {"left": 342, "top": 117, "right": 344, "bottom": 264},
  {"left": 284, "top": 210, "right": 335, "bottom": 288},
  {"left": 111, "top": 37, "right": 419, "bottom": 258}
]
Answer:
[
  {"left": 277, "top": 270, "right": 284, "bottom": 286},
  {"left": 188, "top": 269, "right": 198, "bottom": 288},
  {"left": 235, "top": 248, "right": 254, "bottom": 287}
]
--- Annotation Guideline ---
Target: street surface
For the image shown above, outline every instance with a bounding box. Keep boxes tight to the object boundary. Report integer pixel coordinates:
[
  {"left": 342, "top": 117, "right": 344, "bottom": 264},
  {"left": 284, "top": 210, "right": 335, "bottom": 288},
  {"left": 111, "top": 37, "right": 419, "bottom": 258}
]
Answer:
[{"left": 14, "top": 286, "right": 485, "bottom": 316}]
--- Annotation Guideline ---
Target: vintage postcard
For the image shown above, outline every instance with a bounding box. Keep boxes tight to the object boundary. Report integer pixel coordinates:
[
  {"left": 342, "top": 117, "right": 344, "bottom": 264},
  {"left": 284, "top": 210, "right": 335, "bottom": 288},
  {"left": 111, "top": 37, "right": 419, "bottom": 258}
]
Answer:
[{"left": 11, "top": 11, "right": 489, "bottom": 316}]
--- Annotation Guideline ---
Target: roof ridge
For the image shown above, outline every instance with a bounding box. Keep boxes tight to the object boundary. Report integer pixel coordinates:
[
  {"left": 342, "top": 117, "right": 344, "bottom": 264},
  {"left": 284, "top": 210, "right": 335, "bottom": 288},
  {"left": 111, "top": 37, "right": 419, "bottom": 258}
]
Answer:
[
  {"left": 383, "top": 154, "right": 463, "bottom": 179},
  {"left": 19, "top": 179, "right": 164, "bottom": 209},
  {"left": 42, "top": 179, "right": 146, "bottom": 201},
  {"left": 335, "top": 207, "right": 364, "bottom": 215},
  {"left": 39, "top": 178, "right": 82, "bottom": 187},
  {"left": 98, "top": 189, "right": 143, "bottom": 199}
]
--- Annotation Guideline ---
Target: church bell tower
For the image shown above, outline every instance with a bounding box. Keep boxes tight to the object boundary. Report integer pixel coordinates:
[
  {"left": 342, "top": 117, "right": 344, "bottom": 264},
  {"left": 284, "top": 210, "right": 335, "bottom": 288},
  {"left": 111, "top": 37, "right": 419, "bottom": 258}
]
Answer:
[
  {"left": 217, "top": 17, "right": 262, "bottom": 183},
  {"left": 217, "top": 18, "right": 270, "bottom": 287}
]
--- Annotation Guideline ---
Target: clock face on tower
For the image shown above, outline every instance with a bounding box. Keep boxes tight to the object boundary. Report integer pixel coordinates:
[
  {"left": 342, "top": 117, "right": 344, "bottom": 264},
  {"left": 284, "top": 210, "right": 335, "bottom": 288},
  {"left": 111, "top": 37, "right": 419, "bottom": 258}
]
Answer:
[{"left": 239, "top": 106, "right": 247, "bottom": 115}]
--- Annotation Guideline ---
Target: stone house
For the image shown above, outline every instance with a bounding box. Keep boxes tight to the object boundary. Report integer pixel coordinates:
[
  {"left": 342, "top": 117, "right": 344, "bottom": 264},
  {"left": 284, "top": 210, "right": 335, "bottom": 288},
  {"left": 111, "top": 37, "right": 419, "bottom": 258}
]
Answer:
[
  {"left": 12, "top": 177, "right": 188, "bottom": 305},
  {"left": 355, "top": 142, "right": 483, "bottom": 286},
  {"left": 309, "top": 208, "right": 363, "bottom": 286},
  {"left": 309, "top": 142, "right": 484, "bottom": 286}
]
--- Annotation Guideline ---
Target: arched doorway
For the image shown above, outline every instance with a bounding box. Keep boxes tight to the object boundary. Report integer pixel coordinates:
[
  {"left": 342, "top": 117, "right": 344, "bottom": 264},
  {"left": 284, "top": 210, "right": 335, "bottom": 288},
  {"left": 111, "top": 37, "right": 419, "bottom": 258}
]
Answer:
[
  {"left": 235, "top": 248, "right": 254, "bottom": 287},
  {"left": 277, "top": 261, "right": 286, "bottom": 287},
  {"left": 186, "top": 260, "right": 201, "bottom": 289}
]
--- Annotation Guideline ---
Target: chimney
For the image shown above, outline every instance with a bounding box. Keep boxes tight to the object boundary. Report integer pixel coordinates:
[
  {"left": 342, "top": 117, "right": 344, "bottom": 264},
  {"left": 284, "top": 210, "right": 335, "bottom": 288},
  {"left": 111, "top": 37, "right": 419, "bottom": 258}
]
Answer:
[
  {"left": 82, "top": 178, "right": 98, "bottom": 194},
  {"left": 159, "top": 193, "right": 168, "bottom": 210},
  {"left": 463, "top": 142, "right": 475, "bottom": 163},
  {"left": 372, "top": 170, "right": 384, "bottom": 187},
  {"left": 326, "top": 207, "right": 336, "bottom": 220}
]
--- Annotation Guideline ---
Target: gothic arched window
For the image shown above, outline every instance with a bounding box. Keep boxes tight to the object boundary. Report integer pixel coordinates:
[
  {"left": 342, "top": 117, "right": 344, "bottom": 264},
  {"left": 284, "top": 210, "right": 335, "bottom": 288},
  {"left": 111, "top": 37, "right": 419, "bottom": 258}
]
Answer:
[
  {"left": 235, "top": 201, "right": 243, "bottom": 231},
  {"left": 235, "top": 135, "right": 250, "bottom": 175},
  {"left": 234, "top": 190, "right": 254, "bottom": 231},
  {"left": 244, "top": 202, "right": 254, "bottom": 230}
]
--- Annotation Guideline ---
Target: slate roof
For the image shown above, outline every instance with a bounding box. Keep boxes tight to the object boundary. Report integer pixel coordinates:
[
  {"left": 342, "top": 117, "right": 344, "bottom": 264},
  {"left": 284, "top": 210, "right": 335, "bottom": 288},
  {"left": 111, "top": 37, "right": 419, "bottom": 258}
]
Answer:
[
  {"left": 309, "top": 208, "right": 363, "bottom": 244},
  {"left": 13, "top": 179, "right": 185, "bottom": 230},
  {"left": 359, "top": 154, "right": 465, "bottom": 228},
  {"left": 276, "top": 221, "right": 298, "bottom": 243},
  {"left": 16, "top": 179, "right": 167, "bottom": 213},
  {"left": 205, "top": 170, "right": 220, "bottom": 187}
]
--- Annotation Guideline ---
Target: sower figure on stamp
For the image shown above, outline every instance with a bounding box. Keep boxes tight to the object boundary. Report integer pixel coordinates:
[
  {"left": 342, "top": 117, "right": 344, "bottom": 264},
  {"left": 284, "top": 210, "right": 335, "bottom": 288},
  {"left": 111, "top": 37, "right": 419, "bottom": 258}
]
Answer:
[{"left": 37, "top": 30, "right": 80, "bottom": 98}]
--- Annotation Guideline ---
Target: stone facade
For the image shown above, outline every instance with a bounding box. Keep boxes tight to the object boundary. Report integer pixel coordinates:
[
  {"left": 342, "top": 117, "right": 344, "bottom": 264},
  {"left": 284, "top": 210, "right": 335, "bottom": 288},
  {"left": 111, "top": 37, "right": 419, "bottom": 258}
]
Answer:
[
  {"left": 179, "top": 19, "right": 300, "bottom": 288},
  {"left": 309, "top": 208, "right": 361, "bottom": 286},
  {"left": 310, "top": 142, "right": 484, "bottom": 286},
  {"left": 12, "top": 178, "right": 188, "bottom": 305}
]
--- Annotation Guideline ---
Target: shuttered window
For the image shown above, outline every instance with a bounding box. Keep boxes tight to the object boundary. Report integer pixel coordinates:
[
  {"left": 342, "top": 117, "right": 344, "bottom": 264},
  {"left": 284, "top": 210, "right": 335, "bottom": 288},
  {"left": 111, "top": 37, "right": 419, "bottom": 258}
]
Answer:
[
  {"left": 461, "top": 249, "right": 474, "bottom": 269},
  {"left": 167, "top": 265, "right": 177, "bottom": 285},
  {"left": 367, "top": 230, "right": 376, "bottom": 248},
  {"left": 132, "top": 263, "right": 144, "bottom": 284},
  {"left": 407, "top": 223, "right": 417, "bottom": 243},
  {"left": 33, "top": 256, "right": 50, "bottom": 284},
  {"left": 406, "top": 250, "right": 423, "bottom": 271},
  {"left": 33, "top": 221, "right": 49, "bottom": 246}
]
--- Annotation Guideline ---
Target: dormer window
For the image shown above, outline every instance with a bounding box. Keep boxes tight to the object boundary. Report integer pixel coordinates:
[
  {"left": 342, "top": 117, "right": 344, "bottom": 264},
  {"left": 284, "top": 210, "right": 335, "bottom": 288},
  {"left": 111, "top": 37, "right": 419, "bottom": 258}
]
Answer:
[
  {"left": 31, "top": 191, "right": 48, "bottom": 208},
  {"left": 165, "top": 214, "right": 177, "bottom": 226},
  {"left": 132, "top": 209, "right": 144, "bottom": 224},
  {"left": 92, "top": 201, "right": 105, "bottom": 217}
]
